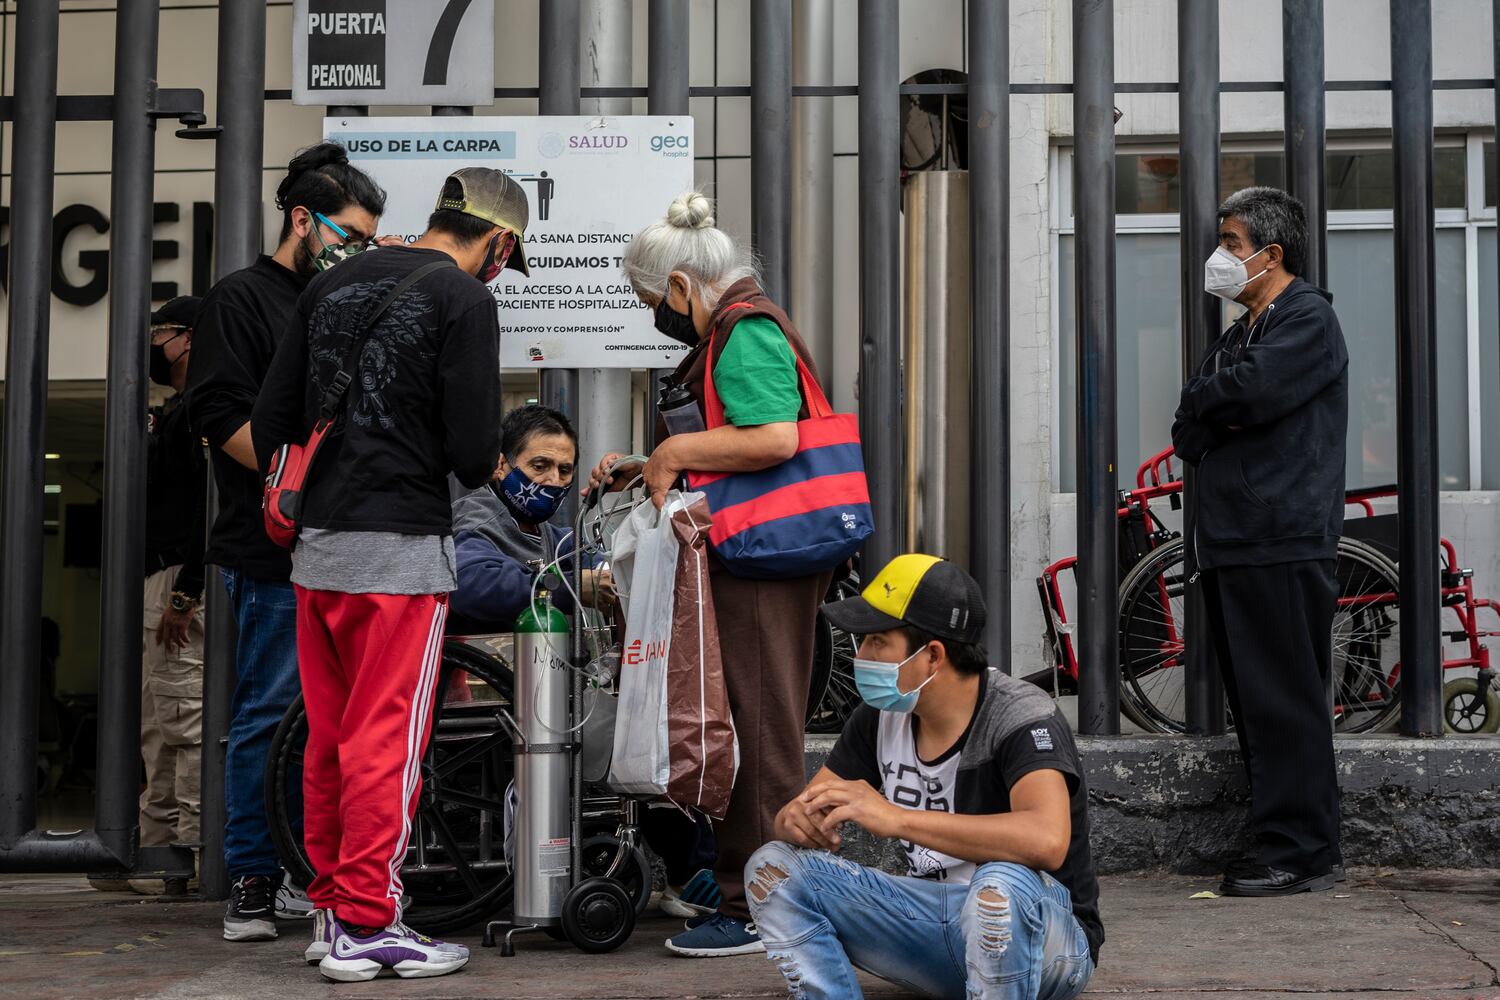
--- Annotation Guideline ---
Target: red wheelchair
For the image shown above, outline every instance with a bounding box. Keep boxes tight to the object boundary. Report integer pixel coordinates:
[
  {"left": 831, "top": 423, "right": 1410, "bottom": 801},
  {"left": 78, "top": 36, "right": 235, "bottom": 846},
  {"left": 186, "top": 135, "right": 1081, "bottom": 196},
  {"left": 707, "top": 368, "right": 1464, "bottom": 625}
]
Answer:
[{"left": 1036, "top": 446, "right": 1500, "bottom": 735}]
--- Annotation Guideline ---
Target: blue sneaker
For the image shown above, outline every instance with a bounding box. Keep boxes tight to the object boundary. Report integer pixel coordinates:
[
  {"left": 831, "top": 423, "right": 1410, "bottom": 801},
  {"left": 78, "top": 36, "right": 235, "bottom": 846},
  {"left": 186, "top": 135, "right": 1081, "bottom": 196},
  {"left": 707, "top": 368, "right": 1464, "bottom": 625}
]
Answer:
[
  {"left": 660, "top": 869, "right": 723, "bottom": 919},
  {"left": 664, "top": 912, "right": 764, "bottom": 957}
]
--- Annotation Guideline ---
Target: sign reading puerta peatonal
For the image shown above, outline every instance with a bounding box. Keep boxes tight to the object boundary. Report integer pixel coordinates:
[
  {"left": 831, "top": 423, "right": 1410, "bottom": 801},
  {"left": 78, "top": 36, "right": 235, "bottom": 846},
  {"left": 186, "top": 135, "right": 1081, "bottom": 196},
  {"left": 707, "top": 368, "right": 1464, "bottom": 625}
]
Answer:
[
  {"left": 292, "top": 0, "right": 496, "bottom": 107},
  {"left": 328, "top": 116, "right": 695, "bottom": 368}
]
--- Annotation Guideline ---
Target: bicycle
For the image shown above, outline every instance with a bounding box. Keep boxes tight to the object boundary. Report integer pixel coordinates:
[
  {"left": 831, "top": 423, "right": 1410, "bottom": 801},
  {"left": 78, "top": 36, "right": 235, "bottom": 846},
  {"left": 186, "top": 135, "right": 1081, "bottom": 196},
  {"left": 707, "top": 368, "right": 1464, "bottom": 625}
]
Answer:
[{"left": 1037, "top": 446, "right": 1500, "bottom": 735}]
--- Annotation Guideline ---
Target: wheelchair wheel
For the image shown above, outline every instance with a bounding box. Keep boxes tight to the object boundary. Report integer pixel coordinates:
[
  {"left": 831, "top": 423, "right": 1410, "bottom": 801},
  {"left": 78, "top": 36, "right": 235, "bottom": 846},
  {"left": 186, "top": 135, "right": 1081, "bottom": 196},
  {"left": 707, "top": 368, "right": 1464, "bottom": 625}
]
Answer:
[
  {"left": 580, "top": 834, "right": 651, "bottom": 915},
  {"left": 561, "top": 877, "right": 635, "bottom": 954},
  {"left": 1444, "top": 676, "right": 1500, "bottom": 734},
  {"left": 266, "top": 639, "right": 517, "bottom": 934},
  {"left": 1116, "top": 537, "right": 1403, "bottom": 735},
  {"left": 806, "top": 574, "right": 862, "bottom": 734}
]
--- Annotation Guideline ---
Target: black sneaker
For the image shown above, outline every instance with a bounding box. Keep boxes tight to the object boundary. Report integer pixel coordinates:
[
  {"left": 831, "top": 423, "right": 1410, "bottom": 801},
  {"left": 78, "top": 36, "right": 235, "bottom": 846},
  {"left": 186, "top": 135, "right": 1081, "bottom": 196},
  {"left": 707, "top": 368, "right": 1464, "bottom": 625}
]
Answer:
[{"left": 224, "top": 874, "right": 279, "bottom": 942}]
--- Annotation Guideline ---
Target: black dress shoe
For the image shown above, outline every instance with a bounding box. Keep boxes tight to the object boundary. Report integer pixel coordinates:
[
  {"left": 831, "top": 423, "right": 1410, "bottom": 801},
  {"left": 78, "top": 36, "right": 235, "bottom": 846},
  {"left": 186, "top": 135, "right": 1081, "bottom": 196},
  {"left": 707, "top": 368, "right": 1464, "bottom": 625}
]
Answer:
[
  {"left": 1225, "top": 857, "right": 1346, "bottom": 883},
  {"left": 1220, "top": 864, "right": 1339, "bottom": 897}
]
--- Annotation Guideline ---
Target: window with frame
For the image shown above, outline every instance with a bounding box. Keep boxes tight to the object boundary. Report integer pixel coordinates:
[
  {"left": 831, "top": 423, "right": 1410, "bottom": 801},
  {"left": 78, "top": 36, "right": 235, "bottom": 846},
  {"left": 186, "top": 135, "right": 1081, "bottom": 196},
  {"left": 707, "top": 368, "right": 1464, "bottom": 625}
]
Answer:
[{"left": 1055, "top": 137, "right": 1480, "bottom": 494}]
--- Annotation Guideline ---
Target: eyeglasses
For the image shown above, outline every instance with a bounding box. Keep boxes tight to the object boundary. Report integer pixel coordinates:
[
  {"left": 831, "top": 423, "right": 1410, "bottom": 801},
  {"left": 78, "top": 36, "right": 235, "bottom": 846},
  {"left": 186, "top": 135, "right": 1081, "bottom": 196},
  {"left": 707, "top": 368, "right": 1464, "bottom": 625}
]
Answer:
[{"left": 315, "top": 212, "right": 370, "bottom": 254}]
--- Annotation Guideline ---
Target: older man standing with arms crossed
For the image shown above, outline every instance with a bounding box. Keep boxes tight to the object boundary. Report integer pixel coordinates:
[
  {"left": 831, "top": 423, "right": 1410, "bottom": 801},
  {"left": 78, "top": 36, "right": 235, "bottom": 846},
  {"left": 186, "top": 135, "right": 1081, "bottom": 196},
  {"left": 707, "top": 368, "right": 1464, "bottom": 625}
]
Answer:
[{"left": 1172, "top": 186, "right": 1349, "bottom": 897}]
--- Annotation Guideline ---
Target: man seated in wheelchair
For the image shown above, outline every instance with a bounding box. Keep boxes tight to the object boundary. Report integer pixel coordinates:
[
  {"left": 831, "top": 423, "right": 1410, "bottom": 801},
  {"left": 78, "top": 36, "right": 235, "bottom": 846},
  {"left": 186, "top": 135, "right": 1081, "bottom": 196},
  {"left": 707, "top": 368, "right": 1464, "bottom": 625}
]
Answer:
[
  {"left": 748, "top": 555, "right": 1103, "bottom": 1000},
  {"left": 448, "top": 404, "right": 612, "bottom": 634}
]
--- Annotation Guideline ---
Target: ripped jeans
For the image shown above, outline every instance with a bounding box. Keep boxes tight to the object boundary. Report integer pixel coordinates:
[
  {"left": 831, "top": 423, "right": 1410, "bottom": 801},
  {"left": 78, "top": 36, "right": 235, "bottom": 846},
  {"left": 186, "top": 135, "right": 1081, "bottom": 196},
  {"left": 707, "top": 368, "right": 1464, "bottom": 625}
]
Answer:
[{"left": 745, "top": 842, "right": 1094, "bottom": 1000}]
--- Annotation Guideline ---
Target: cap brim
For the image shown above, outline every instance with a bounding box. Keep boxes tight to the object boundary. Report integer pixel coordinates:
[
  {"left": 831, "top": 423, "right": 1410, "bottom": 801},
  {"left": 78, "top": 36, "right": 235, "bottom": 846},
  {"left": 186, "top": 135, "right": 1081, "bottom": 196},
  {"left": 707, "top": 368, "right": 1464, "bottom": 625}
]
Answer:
[{"left": 821, "top": 594, "right": 905, "bottom": 638}]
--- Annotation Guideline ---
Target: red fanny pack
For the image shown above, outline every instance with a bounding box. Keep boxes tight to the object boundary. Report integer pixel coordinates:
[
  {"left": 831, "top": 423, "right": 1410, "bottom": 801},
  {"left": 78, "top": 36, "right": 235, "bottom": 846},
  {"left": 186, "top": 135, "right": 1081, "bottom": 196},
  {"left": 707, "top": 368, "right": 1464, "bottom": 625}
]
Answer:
[{"left": 262, "top": 259, "right": 453, "bottom": 549}]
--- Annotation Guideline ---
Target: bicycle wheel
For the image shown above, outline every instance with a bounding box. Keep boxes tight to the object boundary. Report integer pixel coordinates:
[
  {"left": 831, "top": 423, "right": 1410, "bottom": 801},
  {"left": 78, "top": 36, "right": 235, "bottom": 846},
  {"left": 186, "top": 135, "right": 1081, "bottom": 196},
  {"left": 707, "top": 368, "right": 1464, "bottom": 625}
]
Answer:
[
  {"left": 1116, "top": 537, "right": 1403, "bottom": 734},
  {"left": 1116, "top": 538, "right": 1192, "bottom": 733},
  {"left": 1330, "top": 539, "right": 1403, "bottom": 733},
  {"left": 266, "top": 639, "right": 517, "bottom": 934},
  {"left": 806, "top": 574, "right": 862, "bottom": 734}
]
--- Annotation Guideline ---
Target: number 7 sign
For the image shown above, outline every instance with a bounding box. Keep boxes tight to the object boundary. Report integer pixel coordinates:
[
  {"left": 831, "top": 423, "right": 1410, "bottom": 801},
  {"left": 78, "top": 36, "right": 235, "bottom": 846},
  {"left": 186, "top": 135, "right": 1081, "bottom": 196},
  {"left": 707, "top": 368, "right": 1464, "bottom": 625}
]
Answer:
[{"left": 293, "top": 0, "right": 495, "bottom": 108}]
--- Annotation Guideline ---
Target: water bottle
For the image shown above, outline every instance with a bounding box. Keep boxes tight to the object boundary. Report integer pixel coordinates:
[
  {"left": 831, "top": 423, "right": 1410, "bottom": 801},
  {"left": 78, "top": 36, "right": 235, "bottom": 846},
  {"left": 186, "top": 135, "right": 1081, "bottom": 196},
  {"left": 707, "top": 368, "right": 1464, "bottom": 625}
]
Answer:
[{"left": 659, "top": 376, "right": 705, "bottom": 437}]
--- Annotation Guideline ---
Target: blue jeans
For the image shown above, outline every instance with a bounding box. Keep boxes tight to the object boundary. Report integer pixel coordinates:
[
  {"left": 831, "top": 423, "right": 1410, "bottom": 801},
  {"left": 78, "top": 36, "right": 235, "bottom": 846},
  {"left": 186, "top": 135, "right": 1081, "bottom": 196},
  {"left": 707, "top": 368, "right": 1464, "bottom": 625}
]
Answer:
[
  {"left": 746, "top": 843, "right": 1094, "bottom": 1000},
  {"left": 220, "top": 569, "right": 301, "bottom": 879}
]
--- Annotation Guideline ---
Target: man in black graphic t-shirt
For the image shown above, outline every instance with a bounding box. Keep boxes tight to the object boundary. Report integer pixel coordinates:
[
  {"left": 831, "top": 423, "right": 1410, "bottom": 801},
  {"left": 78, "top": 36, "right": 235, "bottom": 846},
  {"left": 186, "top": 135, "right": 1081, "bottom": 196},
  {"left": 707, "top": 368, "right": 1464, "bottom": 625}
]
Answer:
[{"left": 746, "top": 555, "right": 1102, "bottom": 1000}]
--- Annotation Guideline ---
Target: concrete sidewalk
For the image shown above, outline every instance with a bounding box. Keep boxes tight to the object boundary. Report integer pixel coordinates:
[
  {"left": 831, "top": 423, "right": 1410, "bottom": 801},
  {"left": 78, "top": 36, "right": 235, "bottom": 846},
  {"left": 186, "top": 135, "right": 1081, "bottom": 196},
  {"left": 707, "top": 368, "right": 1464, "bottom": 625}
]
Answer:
[{"left": 1, "top": 870, "right": 1497, "bottom": 999}]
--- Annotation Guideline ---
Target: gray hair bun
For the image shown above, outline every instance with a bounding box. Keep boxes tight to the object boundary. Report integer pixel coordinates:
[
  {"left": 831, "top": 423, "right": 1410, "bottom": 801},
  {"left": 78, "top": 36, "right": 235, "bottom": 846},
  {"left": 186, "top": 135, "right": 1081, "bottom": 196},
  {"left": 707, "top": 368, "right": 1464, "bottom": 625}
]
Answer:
[{"left": 666, "top": 191, "right": 715, "bottom": 230}]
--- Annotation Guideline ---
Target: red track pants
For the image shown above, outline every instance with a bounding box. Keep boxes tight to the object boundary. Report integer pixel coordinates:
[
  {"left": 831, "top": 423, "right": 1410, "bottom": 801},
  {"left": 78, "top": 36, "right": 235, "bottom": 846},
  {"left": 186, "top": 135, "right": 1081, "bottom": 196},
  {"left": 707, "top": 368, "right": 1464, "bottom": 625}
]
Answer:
[{"left": 295, "top": 587, "right": 448, "bottom": 929}]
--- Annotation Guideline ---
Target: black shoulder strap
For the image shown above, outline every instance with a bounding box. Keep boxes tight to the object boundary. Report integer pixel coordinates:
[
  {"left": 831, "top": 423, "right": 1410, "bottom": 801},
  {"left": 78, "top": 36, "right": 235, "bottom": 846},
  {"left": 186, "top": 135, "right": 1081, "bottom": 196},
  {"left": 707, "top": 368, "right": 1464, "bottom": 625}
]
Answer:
[{"left": 319, "top": 258, "right": 456, "bottom": 419}]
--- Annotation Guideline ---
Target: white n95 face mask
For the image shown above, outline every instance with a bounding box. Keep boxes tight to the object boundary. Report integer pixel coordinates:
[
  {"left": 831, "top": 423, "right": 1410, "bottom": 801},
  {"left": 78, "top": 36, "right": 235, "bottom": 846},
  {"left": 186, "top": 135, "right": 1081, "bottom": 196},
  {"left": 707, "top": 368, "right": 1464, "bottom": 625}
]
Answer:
[{"left": 1203, "top": 244, "right": 1270, "bottom": 302}]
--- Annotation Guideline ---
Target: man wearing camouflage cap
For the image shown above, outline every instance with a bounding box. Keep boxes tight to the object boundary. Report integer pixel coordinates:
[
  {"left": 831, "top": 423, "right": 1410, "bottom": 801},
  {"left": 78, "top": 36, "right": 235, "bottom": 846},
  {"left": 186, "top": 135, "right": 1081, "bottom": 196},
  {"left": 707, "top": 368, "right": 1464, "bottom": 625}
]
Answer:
[{"left": 253, "top": 166, "right": 527, "bottom": 982}]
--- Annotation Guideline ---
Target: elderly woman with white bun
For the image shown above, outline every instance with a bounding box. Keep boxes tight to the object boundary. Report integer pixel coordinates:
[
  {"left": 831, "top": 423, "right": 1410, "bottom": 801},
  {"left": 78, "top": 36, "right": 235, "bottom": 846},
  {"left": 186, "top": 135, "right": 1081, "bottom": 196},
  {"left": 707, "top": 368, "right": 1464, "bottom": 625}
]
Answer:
[{"left": 589, "top": 191, "right": 833, "bottom": 958}]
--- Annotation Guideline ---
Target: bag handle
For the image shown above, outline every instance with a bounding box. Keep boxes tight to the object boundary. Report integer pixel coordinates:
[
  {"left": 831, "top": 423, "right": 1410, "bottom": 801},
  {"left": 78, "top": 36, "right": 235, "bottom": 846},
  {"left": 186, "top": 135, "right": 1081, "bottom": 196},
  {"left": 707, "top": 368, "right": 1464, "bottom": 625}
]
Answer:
[
  {"left": 700, "top": 302, "right": 832, "bottom": 430},
  {"left": 319, "top": 258, "right": 456, "bottom": 420}
]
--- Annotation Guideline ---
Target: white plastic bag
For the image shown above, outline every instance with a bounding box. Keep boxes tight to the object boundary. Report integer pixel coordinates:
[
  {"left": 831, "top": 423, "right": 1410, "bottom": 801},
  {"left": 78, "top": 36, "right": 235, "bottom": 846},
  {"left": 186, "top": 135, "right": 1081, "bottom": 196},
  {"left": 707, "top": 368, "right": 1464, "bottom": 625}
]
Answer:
[{"left": 607, "top": 496, "right": 683, "bottom": 797}]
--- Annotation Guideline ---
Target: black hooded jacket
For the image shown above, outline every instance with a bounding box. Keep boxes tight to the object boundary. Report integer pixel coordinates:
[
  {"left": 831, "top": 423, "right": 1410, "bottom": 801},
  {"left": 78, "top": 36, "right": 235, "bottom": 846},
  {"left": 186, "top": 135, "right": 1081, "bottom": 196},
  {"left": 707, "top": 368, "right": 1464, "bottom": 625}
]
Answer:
[{"left": 1172, "top": 277, "right": 1349, "bottom": 570}]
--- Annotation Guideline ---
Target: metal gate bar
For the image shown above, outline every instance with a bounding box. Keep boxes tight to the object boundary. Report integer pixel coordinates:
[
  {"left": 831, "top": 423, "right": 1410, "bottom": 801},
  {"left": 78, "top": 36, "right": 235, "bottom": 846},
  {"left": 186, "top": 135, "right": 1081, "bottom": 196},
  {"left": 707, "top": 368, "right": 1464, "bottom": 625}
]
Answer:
[
  {"left": 1072, "top": 0, "right": 1120, "bottom": 735},
  {"left": 967, "top": 0, "right": 1011, "bottom": 670}
]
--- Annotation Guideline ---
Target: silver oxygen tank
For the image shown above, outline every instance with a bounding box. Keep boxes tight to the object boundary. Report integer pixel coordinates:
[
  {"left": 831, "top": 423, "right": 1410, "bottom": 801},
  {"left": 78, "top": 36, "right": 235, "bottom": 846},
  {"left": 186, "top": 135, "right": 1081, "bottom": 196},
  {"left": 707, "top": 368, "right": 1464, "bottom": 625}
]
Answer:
[{"left": 512, "top": 591, "right": 573, "bottom": 925}]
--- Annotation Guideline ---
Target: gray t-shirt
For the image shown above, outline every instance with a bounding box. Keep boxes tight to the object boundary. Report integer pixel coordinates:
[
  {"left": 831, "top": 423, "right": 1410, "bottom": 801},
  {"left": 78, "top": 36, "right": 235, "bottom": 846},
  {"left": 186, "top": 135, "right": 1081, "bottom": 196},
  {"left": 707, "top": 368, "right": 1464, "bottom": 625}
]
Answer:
[{"left": 291, "top": 528, "right": 457, "bottom": 595}]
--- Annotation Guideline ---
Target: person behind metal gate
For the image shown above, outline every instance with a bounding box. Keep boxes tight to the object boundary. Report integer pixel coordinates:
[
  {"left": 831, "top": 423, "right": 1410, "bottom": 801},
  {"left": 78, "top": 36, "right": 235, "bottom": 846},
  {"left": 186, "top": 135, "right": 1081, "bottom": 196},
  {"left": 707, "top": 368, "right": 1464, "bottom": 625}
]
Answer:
[
  {"left": 588, "top": 191, "right": 836, "bottom": 958},
  {"left": 134, "top": 295, "right": 207, "bottom": 894},
  {"left": 251, "top": 166, "right": 523, "bottom": 982},
  {"left": 1171, "top": 185, "right": 1349, "bottom": 897},
  {"left": 746, "top": 554, "right": 1103, "bottom": 1000},
  {"left": 185, "top": 143, "right": 386, "bottom": 940}
]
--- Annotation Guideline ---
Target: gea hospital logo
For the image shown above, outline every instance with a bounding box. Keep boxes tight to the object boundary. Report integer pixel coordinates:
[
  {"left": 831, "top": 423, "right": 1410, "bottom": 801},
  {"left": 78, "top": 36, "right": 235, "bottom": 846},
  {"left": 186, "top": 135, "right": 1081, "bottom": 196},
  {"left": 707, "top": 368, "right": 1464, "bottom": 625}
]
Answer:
[{"left": 650, "top": 134, "right": 690, "bottom": 157}]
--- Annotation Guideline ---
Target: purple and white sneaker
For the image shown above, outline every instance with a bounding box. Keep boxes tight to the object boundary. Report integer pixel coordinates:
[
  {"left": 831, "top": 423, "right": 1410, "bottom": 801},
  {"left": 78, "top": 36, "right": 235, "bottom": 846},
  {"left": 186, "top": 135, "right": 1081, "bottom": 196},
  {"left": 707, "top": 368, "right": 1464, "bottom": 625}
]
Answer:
[
  {"left": 304, "top": 909, "right": 335, "bottom": 965},
  {"left": 318, "top": 919, "right": 470, "bottom": 982}
]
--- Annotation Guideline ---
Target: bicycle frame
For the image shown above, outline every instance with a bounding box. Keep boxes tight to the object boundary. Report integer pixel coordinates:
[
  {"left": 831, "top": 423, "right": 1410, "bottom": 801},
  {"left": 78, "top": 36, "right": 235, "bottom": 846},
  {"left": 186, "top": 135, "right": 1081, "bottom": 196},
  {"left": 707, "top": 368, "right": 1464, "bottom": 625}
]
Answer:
[{"left": 1036, "top": 448, "right": 1500, "bottom": 708}]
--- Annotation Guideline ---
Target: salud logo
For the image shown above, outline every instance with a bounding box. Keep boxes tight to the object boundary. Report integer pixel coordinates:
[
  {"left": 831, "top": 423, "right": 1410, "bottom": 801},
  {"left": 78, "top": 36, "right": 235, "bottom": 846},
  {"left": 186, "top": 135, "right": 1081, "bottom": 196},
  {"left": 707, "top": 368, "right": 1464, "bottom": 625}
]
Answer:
[{"left": 538, "top": 132, "right": 564, "bottom": 159}]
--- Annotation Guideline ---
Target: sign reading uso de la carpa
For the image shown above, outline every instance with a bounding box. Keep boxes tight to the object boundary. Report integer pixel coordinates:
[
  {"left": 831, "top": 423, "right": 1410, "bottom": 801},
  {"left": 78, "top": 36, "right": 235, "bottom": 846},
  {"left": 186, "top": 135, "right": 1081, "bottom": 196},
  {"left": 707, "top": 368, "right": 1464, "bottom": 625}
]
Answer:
[
  {"left": 328, "top": 116, "right": 695, "bottom": 368},
  {"left": 292, "top": 0, "right": 494, "bottom": 107}
]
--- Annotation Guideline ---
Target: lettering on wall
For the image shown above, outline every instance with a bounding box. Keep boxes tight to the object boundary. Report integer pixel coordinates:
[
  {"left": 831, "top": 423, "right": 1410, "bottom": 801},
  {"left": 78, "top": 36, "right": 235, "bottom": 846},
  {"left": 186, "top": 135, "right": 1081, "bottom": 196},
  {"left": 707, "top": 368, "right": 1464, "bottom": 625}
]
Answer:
[{"left": 0, "top": 201, "right": 216, "bottom": 308}]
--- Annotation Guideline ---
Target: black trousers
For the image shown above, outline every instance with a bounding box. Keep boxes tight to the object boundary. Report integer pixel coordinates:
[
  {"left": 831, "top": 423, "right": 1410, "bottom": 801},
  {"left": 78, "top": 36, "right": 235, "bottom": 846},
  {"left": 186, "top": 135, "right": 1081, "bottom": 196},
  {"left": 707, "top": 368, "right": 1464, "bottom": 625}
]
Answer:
[{"left": 1202, "top": 560, "right": 1343, "bottom": 874}]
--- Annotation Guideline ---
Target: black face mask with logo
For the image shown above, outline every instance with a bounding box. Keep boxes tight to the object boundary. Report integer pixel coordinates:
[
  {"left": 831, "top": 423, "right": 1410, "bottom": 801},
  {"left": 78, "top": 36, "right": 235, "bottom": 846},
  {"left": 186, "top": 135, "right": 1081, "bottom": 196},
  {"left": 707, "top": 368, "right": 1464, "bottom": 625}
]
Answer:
[{"left": 654, "top": 295, "right": 699, "bottom": 347}]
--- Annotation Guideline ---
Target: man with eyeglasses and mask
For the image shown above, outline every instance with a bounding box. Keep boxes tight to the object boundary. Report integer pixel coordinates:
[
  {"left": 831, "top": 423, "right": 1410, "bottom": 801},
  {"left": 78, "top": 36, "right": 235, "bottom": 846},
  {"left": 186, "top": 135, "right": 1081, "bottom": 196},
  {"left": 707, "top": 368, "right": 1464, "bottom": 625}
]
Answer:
[
  {"left": 1172, "top": 186, "right": 1350, "bottom": 898},
  {"left": 252, "top": 167, "right": 522, "bottom": 982},
  {"left": 186, "top": 143, "right": 387, "bottom": 942}
]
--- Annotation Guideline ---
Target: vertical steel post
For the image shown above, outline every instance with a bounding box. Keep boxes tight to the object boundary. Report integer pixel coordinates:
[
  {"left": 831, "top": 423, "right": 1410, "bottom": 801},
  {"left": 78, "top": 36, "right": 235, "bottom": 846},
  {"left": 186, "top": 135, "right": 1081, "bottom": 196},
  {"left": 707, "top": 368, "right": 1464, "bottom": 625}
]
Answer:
[
  {"left": 0, "top": 0, "right": 60, "bottom": 848},
  {"left": 540, "top": 0, "right": 582, "bottom": 525},
  {"left": 97, "top": 0, "right": 164, "bottom": 864},
  {"left": 967, "top": 0, "right": 1010, "bottom": 669},
  {"left": 647, "top": 0, "right": 690, "bottom": 450},
  {"left": 857, "top": 0, "right": 903, "bottom": 577},
  {"left": 202, "top": 0, "right": 267, "bottom": 899},
  {"left": 792, "top": 0, "right": 836, "bottom": 382},
  {"left": 327, "top": 106, "right": 367, "bottom": 118},
  {"left": 1073, "top": 0, "right": 1120, "bottom": 735},
  {"left": 1178, "top": 0, "right": 1226, "bottom": 735},
  {"left": 1391, "top": 0, "right": 1443, "bottom": 736},
  {"left": 579, "top": 0, "right": 635, "bottom": 475},
  {"left": 751, "top": 0, "right": 792, "bottom": 306},
  {"left": 1282, "top": 0, "right": 1326, "bottom": 288}
]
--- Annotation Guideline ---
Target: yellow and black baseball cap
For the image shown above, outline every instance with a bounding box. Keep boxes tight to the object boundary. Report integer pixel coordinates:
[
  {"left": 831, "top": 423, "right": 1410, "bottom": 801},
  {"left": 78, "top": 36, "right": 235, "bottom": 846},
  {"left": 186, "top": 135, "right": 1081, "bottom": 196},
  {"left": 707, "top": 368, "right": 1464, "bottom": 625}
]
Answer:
[
  {"left": 435, "top": 167, "right": 531, "bottom": 276},
  {"left": 823, "top": 554, "right": 986, "bottom": 644}
]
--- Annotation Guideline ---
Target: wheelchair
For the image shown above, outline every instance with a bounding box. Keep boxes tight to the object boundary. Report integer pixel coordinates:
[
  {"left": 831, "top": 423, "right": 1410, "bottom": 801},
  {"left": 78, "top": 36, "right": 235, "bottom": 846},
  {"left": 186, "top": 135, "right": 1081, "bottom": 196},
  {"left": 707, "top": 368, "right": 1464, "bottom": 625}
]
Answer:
[{"left": 265, "top": 506, "right": 861, "bottom": 936}]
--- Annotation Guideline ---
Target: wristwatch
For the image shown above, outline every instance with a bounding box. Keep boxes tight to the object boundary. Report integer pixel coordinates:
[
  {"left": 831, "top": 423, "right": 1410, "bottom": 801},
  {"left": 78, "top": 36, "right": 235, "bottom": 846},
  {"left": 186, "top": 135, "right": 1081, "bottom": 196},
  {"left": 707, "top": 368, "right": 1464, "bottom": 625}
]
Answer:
[{"left": 169, "top": 591, "right": 198, "bottom": 613}]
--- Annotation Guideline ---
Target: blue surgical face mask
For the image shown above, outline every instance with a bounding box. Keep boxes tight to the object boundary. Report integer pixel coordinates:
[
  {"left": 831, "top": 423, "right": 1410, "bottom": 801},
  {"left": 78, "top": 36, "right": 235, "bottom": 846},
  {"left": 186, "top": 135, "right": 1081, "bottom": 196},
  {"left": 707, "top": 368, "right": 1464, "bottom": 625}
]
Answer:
[
  {"left": 495, "top": 464, "right": 569, "bottom": 523},
  {"left": 853, "top": 647, "right": 937, "bottom": 714}
]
